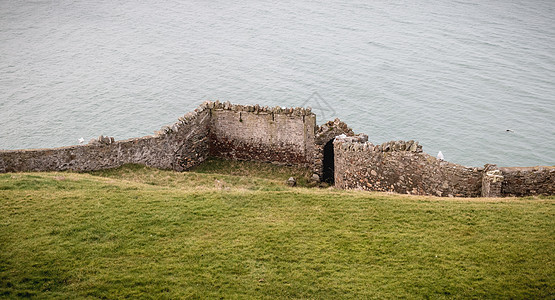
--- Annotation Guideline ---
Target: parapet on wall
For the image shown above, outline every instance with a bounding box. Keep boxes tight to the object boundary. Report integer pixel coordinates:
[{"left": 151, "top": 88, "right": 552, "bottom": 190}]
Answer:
[
  {"left": 0, "top": 107, "right": 211, "bottom": 173},
  {"left": 207, "top": 101, "right": 316, "bottom": 166}
]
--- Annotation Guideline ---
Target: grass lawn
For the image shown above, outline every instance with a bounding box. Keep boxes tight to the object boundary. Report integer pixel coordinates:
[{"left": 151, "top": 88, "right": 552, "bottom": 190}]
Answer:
[{"left": 1, "top": 158, "right": 553, "bottom": 298}]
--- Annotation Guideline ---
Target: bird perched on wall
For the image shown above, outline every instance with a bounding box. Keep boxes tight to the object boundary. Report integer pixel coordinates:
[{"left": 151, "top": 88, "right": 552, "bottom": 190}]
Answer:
[
  {"left": 78, "top": 137, "right": 85, "bottom": 144},
  {"left": 437, "top": 151, "right": 444, "bottom": 160}
]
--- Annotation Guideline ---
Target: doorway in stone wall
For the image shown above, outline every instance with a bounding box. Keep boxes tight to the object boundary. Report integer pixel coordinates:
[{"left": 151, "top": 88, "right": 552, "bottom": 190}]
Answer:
[{"left": 322, "top": 139, "right": 335, "bottom": 184}]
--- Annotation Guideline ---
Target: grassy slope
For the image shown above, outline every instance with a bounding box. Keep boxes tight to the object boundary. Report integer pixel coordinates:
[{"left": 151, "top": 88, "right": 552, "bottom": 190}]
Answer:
[{"left": 0, "top": 159, "right": 553, "bottom": 299}]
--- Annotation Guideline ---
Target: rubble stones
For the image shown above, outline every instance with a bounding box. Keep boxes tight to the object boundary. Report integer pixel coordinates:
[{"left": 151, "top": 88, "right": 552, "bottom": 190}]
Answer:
[
  {"left": 89, "top": 135, "right": 115, "bottom": 145},
  {"left": 287, "top": 177, "right": 297, "bottom": 187},
  {"left": 311, "top": 174, "right": 320, "bottom": 182}
]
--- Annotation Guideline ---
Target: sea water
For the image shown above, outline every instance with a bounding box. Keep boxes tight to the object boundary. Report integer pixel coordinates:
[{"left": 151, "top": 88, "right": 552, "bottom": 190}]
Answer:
[{"left": 1, "top": 0, "right": 554, "bottom": 167}]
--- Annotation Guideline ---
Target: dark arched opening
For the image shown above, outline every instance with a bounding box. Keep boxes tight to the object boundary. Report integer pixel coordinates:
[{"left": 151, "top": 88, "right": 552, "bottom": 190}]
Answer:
[{"left": 322, "top": 139, "right": 335, "bottom": 185}]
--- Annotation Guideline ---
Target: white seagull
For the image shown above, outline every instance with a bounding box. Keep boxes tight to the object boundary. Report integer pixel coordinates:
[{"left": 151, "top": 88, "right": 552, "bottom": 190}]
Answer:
[
  {"left": 78, "top": 137, "right": 85, "bottom": 144},
  {"left": 437, "top": 151, "right": 444, "bottom": 160}
]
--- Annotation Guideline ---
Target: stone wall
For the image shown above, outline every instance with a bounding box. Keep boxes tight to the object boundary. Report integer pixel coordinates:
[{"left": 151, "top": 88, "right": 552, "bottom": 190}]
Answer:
[
  {"left": 0, "top": 107, "right": 211, "bottom": 173},
  {"left": 499, "top": 166, "right": 555, "bottom": 197},
  {"left": 0, "top": 100, "right": 553, "bottom": 198},
  {"left": 334, "top": 137, "right": 483, "bottom": 197},
  {"left": 208, "top": 101, "right": 316, "bottom": 166},
  {"left": 0, "top": 100, "right": 316, "bottom": 173},
  {"left": 481, "top": 164, "right": 504, "bottom": 197},
  {"left": 312, "top": 119, "right": 354, "bottom": 180}
]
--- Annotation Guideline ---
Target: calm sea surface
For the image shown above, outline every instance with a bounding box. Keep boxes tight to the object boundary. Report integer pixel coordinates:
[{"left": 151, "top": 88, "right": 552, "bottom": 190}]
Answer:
[{"left": 1, "top": 0, "right": 554, "bottom": 167}]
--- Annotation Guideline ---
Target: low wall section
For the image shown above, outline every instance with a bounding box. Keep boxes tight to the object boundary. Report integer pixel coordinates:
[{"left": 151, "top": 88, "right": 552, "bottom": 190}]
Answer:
[
  {"left": 0, "top": 108, "right": 210, "bottom": 173},
  {"left": 499, "top": 166, "right": 555, "bottom": 197},
  {"left": 334, "top": 137, "right": 483, "bottom": 197},
  {"left": 208, "top": 101, "right": 316, "bottom": 166}
]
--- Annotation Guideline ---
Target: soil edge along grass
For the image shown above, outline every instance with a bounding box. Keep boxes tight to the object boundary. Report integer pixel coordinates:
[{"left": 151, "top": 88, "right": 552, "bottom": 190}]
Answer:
[{"left": 1, "top": 158, "right": 553, "bottom": 298}]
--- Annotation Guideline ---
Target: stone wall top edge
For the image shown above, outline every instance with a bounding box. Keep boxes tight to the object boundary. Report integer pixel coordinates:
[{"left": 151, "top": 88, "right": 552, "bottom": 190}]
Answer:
[
  {"left": 202, "top": 100, "right": 315, "bottom": 116},
  {"left": 499, "top": 166, "right": 555, "bottom": 172},
  {"left": 335, "top": 138, "right": 423, "bottom": 153},
  {"left": 334, "top": 138, "right": 484, "bottom": 171},
  {"left": 340, "top": 146, "right": 481, "bottom": 171},
  {"left": 0, "top": 144, "right": 90, "bottom": 153},
  {"left": 0, "top": 135, "right": 163, "bottom": 154},
  {"left": 155, "top": 108, "right": 210, "bottom": 136},
  {"left": 0, "top": 106, "right": 211, "bottom": 152}
]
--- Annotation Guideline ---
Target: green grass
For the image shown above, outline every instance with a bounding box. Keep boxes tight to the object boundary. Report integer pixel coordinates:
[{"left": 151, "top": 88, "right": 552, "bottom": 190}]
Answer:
[{"left": 1, "top": 158, "right": 553, "bottom": 298}]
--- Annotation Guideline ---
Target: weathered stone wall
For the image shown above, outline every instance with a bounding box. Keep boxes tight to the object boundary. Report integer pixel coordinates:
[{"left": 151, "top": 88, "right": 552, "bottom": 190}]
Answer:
[
  {"left": 481, "top": 164, "right": 504, "bottom": 197},
  {"left": 1, "top": 100, "right": 553, "bottom": 198},
  {"left": 499, "top": 166, "right": 555, "bottom": 197},
  {"left": 334, "top": 137, "right": 483, "bottom": 197},
  {"left": 0, "top": 100, "right": 317, "bottom": 173},
  {"left": 0, "top": 107, "right": 211, "bottom": 173},
  {"left": 208, "top": 101, "right": 316, "bottom": 166},
  {"left": 312, "top": 119, "right": 354, "bottom": 179}
]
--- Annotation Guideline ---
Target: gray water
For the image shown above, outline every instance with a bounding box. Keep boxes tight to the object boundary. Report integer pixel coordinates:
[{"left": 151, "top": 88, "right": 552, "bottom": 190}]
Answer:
[{"left": 1, "top": 0, "right": 554, "bottom": 167}]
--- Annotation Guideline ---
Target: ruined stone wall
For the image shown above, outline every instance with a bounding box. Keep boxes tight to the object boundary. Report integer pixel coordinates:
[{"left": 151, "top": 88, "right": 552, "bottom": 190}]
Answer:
[
  {"left": 208, "top": 101, "right": 316, "bottom": 166},
  {"left": 0, "top": 100, "right": 317, "bottom": 173},
  {"left": 0, "top": 107, "right": 210, "bottom": 173},
  {"left": 481, "top": 164, "right": 504, "bottom": 197},
  {"left": 312, "top": 119, "right": 354, "bottom": 179},
  {"left": 334, "top": 137, "right": 483, "bottom": 197},
  {"left": 1, "top": 100, "right": 553, "bottom": 198},
  {"left": 499, "top": 166, "right": 555, "bottom": 197}
]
